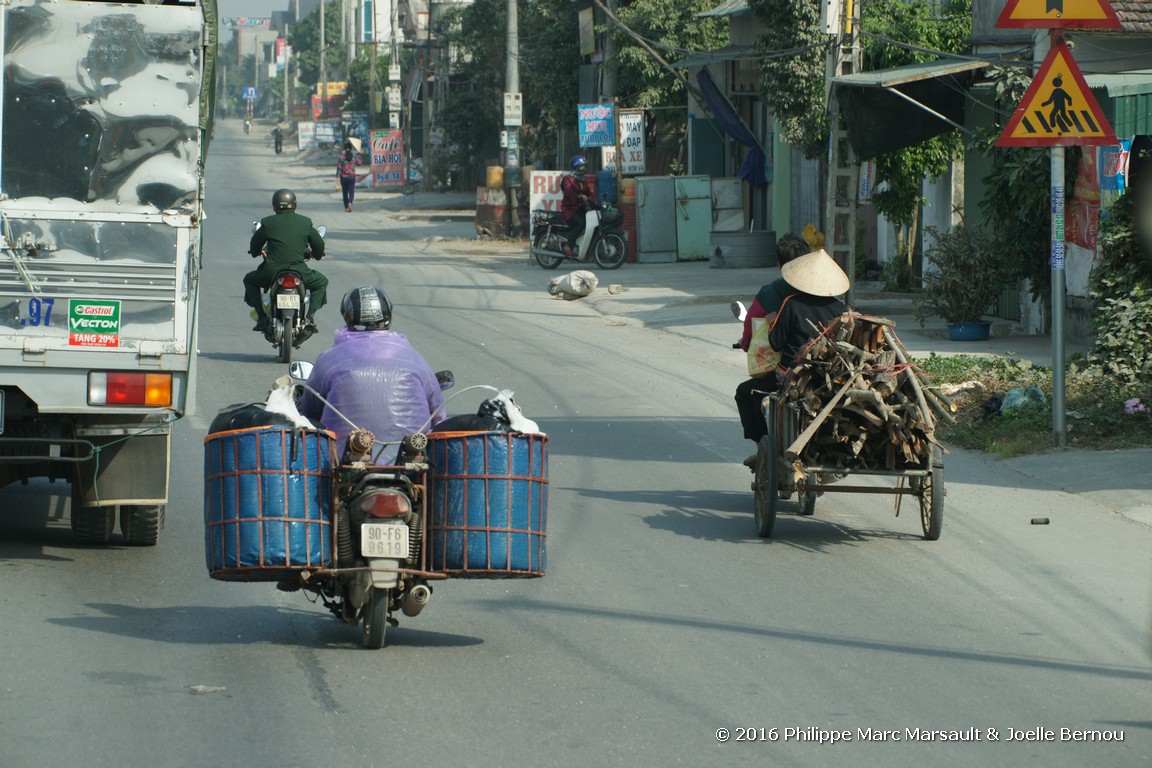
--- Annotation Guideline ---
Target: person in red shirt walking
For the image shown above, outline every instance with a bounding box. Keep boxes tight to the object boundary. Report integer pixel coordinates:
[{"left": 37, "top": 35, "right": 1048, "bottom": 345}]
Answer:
[{"left": 337, "top": 142, "right": 361, "bottom": 212}]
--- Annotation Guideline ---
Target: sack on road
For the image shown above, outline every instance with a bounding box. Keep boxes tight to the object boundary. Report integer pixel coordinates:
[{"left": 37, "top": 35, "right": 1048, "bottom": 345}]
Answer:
[{"left": 548, "top": 269, "right": 598, "bottom": 301}]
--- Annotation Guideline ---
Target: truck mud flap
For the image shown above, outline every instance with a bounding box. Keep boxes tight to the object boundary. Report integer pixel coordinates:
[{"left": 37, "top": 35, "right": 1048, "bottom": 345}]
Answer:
[{"left": 73, "top": 426, "right": 170, "bottom": 507}]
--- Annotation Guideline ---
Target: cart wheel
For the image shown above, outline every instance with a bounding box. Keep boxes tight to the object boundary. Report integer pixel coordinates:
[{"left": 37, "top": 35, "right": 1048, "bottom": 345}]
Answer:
[
  {"left": 797, "top": 490, "right": 816, "bottom": 516},
  {"left": 753, "top": 437, "right": 778, "bottom": 538},
  {"left": 920, "top": 446, "right": 944, "bottom": 540}
]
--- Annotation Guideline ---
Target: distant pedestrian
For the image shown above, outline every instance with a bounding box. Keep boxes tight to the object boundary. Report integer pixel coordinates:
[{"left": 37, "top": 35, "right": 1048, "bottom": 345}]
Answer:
[{"left": 337, "top": 142, "right": 361, "bottom": 212}]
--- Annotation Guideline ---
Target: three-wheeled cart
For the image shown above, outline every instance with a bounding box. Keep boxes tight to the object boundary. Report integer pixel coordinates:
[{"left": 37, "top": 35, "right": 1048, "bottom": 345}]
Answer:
[{"left": 750, "top": 313, "right": 947, "bottom": 540}]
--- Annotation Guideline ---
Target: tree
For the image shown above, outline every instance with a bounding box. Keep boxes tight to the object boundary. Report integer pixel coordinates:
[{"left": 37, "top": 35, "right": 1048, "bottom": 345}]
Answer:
[
  {"left": 972, "top": 65, "right": 1079, "bottom": 305},
  {"left": 862, "top": 0, "right": 971, "bottom": 275},
  {"left": 747, "top": 0, "right": 828, "bottom": 159},
  {"left": 436, "top": 0, "right": 510, "bottom": 180},
  {"left": 288, "top": 1, "right": 347, "bottom": 105},
  {"left": 608, "top": 0, "right": 726, "bottom": 109}
]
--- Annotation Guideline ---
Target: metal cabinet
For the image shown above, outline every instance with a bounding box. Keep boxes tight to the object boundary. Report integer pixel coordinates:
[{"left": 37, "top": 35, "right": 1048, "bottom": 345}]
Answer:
[
  {"left": 634, "top": 176, "right": 677, "bottom": 263},
  {"left": 674, "top": 175, "right": 713, "bottom": 261}
]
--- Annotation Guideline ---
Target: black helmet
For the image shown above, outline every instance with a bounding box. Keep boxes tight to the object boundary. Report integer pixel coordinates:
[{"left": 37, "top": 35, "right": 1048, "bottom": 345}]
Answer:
[
  {"left": 341, "top": 285, "right": 392, "bottom": 331},
  {"left": 272, "top": 188, "right": 297, "bottom": 212}
]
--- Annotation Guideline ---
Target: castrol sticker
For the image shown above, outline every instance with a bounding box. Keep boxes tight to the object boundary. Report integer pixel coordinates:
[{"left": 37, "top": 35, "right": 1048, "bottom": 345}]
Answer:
[{"left": 68, "top": 299, "right": 121, "bottom": 348}]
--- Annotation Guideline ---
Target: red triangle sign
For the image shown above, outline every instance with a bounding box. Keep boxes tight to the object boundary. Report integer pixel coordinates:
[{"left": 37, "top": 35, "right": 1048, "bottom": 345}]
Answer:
[
  {"left": 998, "top": 40, "right": 1118, "bottom": 147},
  {"left": 997, "top": 0, "right": 1122, "bottom": 29}
]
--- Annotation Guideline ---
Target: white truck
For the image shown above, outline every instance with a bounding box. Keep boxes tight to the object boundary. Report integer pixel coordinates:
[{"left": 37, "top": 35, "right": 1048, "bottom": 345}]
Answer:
[{"left": 0, "top": 0, "right": 217, "bottom": 544}]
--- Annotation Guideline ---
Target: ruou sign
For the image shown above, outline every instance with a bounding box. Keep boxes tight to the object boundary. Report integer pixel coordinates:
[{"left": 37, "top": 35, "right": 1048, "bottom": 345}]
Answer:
[
  {"left": 578, "top": 103, "right": 615, "bottom": 148},
  {"left": 68, "top": 299, "right": 121, "bottom": 347},
  {"left": 600, "top": 110, "right": 646, "bottom": 174}
]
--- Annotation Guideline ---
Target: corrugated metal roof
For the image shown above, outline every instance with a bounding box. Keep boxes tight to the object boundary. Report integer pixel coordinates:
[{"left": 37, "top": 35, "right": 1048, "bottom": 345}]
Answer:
[
  {"left": 698, "top": 0, "right": 752, "bottom": 18},
  {"left": 833, "top": 59, "right": 990, "bottom": 89},
  {"left": 1084, "top": 69, "right": 1152, "bottom": 96}
]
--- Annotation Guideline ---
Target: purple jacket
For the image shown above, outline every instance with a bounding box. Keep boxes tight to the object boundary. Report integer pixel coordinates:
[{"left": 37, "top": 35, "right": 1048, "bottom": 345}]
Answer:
[{"left": 298, "top": 327, "right": 445, "bottom": 463}]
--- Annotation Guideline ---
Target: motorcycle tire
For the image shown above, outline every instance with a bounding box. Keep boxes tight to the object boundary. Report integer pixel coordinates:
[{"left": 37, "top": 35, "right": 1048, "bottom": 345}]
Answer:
[
  {"left": 278, "top": 312, "right": 294, "bottom": 364},
  {"left": 532, "top": 229, "right": 564, "bottom": 270},
  {"left": 362, "top": 586, "right": 391, "bottom": 649},
  {"left": 593, "top": 232, "right": 628, "bottom": 270}
]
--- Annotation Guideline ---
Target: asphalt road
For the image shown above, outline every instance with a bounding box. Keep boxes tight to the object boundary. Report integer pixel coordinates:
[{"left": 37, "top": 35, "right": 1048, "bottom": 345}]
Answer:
[{"left": 1, "top": 122, "right": 1150, "bottom": 768}]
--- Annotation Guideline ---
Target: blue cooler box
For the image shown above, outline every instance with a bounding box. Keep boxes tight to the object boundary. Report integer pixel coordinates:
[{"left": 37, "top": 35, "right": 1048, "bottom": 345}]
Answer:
[
  {"left": 203, "top": 426, "right": 336, "bottom": 581},
  {"left": 426, "top": 431, "right": 548, "bottom": 578}
]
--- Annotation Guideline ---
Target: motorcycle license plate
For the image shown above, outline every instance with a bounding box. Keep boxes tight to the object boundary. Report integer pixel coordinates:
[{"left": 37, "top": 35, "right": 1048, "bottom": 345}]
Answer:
[
  {"left": 361, "top": 523, "right": 409, "bottom": 559},
  {"left": 276, "top": 293, "right": 301, "bottom": 310}
]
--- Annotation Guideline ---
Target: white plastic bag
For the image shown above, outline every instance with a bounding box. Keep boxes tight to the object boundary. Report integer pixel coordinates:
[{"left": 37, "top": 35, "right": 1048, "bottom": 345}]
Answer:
[{"left": 547, "top": 270, "right": 598, "bottom": 300}]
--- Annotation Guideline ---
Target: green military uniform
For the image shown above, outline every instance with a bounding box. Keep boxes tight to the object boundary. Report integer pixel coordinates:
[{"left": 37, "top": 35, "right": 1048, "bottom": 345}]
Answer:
[{"left": 244, "top": 209, "right": 328, "bottom": 321}]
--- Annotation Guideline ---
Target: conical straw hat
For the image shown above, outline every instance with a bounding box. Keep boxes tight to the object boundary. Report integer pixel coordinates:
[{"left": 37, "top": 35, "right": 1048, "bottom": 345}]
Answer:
[{"left": 780, "top": 248, "right": 850, "bottom": 297}]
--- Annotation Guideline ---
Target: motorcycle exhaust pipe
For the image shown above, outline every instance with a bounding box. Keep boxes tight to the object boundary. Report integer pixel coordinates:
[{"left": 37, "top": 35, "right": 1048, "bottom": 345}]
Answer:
[{"left": 400, "top": 583, "right": 432, "bottom": 617}]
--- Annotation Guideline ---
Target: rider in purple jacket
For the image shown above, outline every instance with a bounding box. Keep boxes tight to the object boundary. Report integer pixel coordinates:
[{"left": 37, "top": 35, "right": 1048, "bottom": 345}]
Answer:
[{"left": 298, "top": 286, "right": 444, "bottom": 463}]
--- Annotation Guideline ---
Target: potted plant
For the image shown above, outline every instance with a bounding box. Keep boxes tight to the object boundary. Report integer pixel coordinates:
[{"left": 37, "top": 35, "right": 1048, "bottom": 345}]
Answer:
[{"left": 915, "top": 225, "right": 1015, "bottom": 341}]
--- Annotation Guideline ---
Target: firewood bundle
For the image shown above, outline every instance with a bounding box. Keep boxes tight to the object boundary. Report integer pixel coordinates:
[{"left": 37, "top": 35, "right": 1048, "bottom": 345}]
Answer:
[{"left": 779, "top": 313, "right": 954, "bottom": 471}]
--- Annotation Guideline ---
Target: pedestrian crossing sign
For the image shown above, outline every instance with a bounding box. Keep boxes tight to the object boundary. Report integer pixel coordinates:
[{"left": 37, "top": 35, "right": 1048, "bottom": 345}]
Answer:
[
  {"left": 996, "top": 0, "right": 1121, "bottom": 29},
  {"left": 997, "top": 40, "right": 1117, "bottom": 147}
]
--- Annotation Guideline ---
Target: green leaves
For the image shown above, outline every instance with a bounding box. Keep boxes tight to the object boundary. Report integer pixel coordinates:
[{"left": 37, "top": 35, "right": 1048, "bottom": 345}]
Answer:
[
  {"left": 748, "top": 0, "right": 827, "bottom": 159},
  {"left": 916, "top": 225, "right": 1015, "bottom": 324}
]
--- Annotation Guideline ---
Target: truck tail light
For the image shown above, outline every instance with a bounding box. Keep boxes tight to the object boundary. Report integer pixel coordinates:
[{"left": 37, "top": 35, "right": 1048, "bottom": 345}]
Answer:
[
  {"left": 89, "top": 373, "right": 172, "bottom": 406},
  {"left": 359, "top": 491, "right": 411, "bottom": 518}
]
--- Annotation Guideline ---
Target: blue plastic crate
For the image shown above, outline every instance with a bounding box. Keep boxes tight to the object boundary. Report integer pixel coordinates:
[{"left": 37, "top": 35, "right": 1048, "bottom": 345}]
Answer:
[
  {"left": 203, "top": 426, "right": 335, "bottom": 581},
  {"left": 427, "top": 431, "right": 548, "bottom": 578}
]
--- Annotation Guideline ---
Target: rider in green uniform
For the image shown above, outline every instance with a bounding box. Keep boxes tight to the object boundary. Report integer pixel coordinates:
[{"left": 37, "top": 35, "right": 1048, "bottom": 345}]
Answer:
[{"left": 245, "top": 188, "right": 328, "bottom": 340}]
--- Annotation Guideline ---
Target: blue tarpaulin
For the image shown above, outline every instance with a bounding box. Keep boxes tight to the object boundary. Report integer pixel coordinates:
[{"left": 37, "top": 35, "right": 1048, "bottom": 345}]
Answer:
[{"left": 696, "top": 68, "right": 767, "bottom": 186}]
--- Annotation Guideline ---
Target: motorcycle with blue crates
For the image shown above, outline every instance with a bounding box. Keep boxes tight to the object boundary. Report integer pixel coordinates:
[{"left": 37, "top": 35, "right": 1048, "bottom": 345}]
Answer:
[
  {"left": 204, "top": 368, "right": 549, "bottom": 648},
  {"left": 253, "top": 222, "right": 326, "bottom": 364},
  {"left": 282, "top": 361, "right": 456, "bottom": 649},
  {"left": 530, "top": 200, "right": 627, "bottom": 270}
]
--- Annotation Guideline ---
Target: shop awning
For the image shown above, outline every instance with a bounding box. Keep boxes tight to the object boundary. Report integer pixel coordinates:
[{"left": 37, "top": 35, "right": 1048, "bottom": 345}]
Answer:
[{"left": 832, "top": 59, "right": 991, "bottom": 157}]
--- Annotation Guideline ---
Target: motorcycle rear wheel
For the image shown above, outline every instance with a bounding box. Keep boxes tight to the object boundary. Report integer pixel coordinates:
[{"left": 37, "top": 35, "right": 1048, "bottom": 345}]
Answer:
[
  {"left": 532, "top": 230, "right": 564, "bottom": 270},
  {"left": 594, "top": 232, "right": 627, "bottom": 269},
  {"left": 362, "top": 586, "right": 391, "bottom": 649},
  {"left": 278, "top": 312, "right": 294, "bottom": 364}
]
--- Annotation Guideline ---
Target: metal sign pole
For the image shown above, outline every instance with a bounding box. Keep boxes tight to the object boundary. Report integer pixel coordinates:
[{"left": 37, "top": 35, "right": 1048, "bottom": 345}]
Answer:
[{"left": 1051, "top": 144, "right": 1066, "bottom": 447}]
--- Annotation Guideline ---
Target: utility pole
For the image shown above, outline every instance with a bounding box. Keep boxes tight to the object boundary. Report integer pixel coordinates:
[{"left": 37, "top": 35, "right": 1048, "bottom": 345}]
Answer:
[
  {"left": 320, "top": 0, "right": 328, "bottom": 121},
  {"left": 823, "top": 0, "right": 862, "bottom": 306},
  {"left": 602, "top": 0, "right": 622, "bottom": 190},
  {"left": 503, "top": 0, "right": 522, "bottom": 234},
  {"left": 283, "top": 26, "right": 290, "bottom": 124}
]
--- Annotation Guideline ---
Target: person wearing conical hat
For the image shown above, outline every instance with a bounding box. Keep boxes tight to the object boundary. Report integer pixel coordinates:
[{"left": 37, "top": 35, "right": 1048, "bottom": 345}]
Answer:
[{"left": 735, "top": 248, "right": 849, "bottom": 467}]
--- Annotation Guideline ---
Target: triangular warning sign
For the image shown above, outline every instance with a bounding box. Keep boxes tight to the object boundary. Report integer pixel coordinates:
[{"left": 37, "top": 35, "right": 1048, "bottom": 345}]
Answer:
[
  {"left": 996, "top": 0, "right": 1122, "bottom": 29},
  {"left": 998, "top": 40, "right": 1117, "bottom": 147}
]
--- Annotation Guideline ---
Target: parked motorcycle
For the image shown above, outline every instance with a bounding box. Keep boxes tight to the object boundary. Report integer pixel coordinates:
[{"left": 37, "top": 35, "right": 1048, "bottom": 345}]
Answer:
[
  {"left": 285, "top": 362, "right": 454, "bottom": 648},
  {"left": 253, "top": 223, "right": 326, "bottom": 363},
  {"left": 530, "top": 201, "right": 627, "bottom": 270}
]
